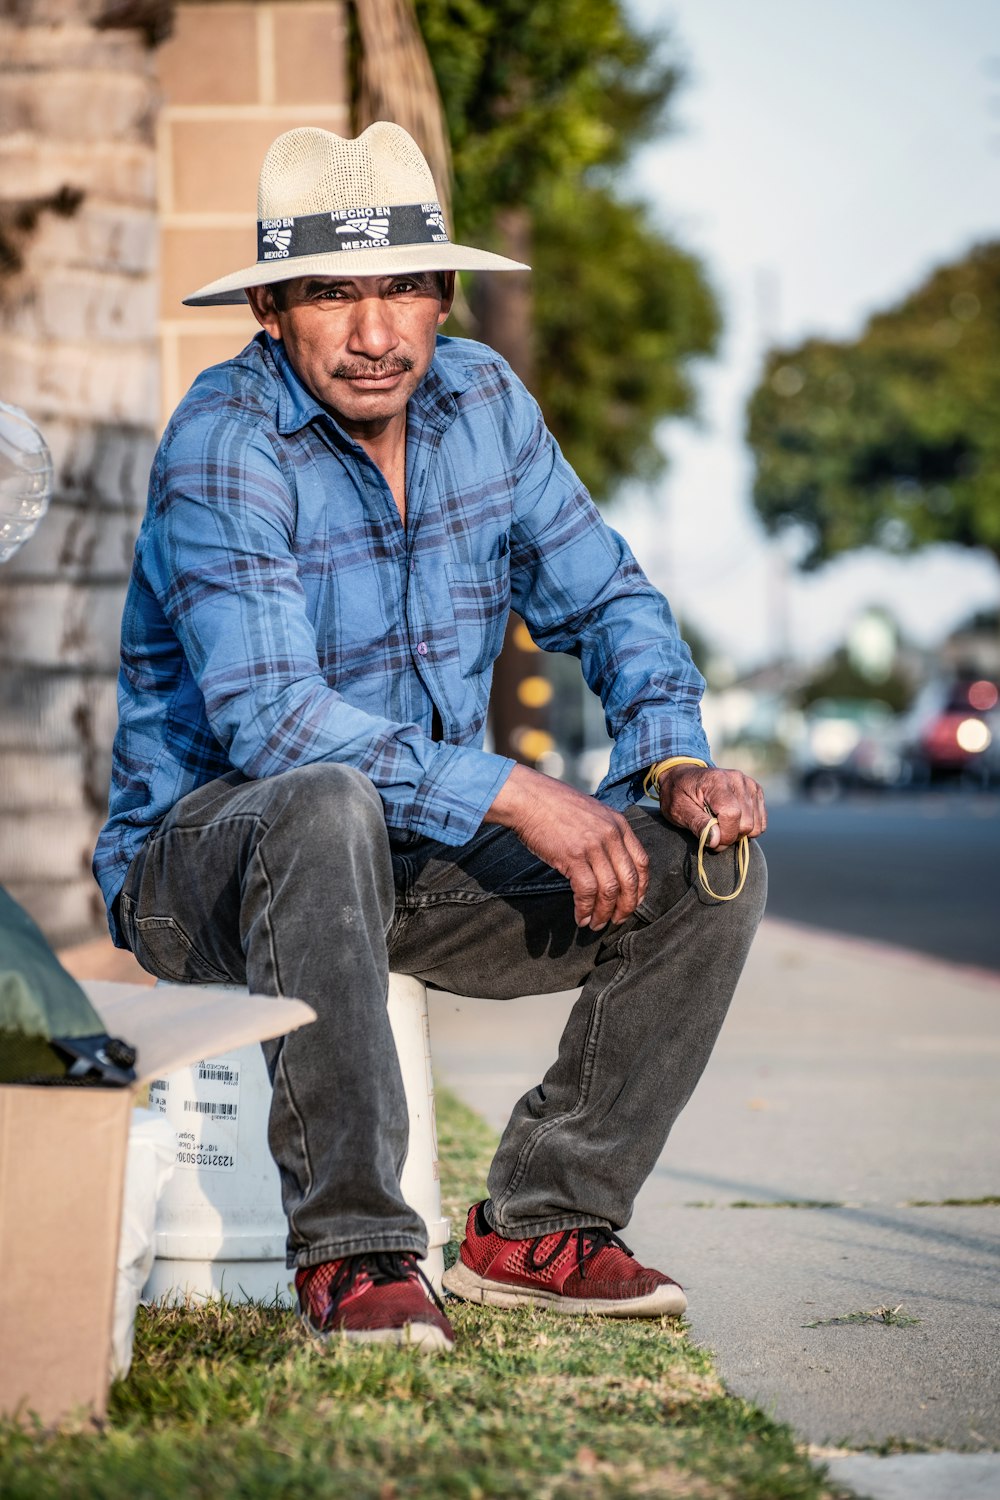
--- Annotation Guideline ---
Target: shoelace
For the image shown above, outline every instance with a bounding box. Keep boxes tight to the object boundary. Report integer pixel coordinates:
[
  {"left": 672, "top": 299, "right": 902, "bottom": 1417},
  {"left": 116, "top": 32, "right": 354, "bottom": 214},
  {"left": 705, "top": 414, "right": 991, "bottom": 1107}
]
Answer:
[
  {"left": 319, "top": 1252, "right": 447, "bottom": 1319},
  {"left": 526, "top": 1225, "right": 634, "bottom": 1282}
]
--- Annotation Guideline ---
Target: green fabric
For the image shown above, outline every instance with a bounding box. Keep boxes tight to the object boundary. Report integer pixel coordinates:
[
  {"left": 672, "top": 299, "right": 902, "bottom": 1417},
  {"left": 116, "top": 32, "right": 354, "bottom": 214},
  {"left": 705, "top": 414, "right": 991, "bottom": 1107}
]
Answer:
[{"left": 0, "top": 886, "right": 105, "bottom": 1078}]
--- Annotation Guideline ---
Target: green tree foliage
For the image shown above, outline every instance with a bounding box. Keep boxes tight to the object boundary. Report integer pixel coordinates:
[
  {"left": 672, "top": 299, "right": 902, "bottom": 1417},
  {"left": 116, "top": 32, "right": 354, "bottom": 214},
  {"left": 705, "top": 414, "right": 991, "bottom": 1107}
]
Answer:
[
  {"left": 413, "top": 0, "right": 720, "bottom": 501},
  {"left": 747, "top": 241, "right": 1000, "bottom": 567},
  {"left": 797, "top": 649, "right": 914, "bottom": 713}
]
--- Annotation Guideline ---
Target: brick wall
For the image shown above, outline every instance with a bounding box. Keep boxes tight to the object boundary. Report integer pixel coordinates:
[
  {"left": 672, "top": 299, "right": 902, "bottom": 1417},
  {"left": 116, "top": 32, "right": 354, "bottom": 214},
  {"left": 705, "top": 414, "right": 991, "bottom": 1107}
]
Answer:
[{"left": 157, "top": 1, "right": 349, "bottom": 421}]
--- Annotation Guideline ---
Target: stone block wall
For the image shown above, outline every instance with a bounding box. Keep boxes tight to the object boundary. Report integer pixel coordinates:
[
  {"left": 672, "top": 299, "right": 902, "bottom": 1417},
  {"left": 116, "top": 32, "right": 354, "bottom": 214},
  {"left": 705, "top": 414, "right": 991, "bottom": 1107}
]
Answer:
[
  {"left": 0, "top": 6, "right": 162, "bottom": 942},
  {"left": 157, "top": 1, "right": 349, "bottom": 420}
]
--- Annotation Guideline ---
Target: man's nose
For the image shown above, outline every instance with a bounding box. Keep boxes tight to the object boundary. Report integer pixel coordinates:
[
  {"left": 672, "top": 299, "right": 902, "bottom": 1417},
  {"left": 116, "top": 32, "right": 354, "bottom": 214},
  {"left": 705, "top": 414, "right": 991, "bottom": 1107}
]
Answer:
[{"left": 347, "top": 297, "right": 398, "bottom": 358}]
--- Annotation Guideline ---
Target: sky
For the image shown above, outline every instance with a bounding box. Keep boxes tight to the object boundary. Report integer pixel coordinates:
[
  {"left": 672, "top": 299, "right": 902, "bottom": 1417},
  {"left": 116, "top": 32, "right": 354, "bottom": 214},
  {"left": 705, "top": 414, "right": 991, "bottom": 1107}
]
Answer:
[{"left": 610, "top": 0, "right": 1000, "bottom": 673}]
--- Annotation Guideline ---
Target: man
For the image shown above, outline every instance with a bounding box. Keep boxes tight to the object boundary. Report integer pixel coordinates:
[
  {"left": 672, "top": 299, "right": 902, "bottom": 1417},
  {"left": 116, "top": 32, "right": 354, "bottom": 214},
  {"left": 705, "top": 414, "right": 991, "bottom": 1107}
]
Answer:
[{"left": 95, "top": 122, "right": 767, "bottom": 1353}]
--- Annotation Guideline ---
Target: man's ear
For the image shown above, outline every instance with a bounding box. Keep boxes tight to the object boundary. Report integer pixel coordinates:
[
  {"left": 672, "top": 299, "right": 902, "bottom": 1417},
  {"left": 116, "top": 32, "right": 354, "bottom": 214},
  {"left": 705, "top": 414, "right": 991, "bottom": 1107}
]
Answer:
[
  {"left": 246, "top": 284, "right": 281, "bottom": 337},
  {"left": 437, "top": 272, "right": 456, "bottom": 326}
]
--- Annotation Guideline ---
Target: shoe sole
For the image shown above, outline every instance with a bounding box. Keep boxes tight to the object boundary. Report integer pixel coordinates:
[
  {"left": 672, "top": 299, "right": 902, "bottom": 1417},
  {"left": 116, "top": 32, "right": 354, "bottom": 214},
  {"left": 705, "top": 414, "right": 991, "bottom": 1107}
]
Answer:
[
  {"left": 441, "top": 1258, "right": 687, "bottom": 1318},
  {"left": 300, "top": 1314, "right": 454, "bottom": 1352}
]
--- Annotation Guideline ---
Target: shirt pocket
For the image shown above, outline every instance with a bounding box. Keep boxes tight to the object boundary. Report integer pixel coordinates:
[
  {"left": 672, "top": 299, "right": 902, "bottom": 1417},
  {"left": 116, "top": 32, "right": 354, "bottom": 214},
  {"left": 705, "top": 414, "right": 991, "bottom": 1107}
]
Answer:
[{"left": 445, "top": 557, "right": 512, "bottom": 678}]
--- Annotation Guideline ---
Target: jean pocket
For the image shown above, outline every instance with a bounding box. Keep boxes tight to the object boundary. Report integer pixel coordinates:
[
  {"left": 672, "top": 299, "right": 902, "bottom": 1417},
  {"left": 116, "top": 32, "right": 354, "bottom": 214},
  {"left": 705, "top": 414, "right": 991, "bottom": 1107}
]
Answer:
[
  {"left": 129, "top": 913, "right": 232, "bottom": 984},
  {"left": 445, "top": 557, "right": 512, "bottom": 677}
]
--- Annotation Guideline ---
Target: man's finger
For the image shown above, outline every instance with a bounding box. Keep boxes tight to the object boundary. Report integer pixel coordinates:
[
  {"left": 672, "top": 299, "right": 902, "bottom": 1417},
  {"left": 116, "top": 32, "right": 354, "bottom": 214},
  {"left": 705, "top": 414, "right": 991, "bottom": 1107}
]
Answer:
[
  {"left": 586, "top": 847, "right": 623, "bottom": 931},
  {"left": 621, "top": 823, "right": 651, "bottom": 907},
  {"left": 604, "top": 819, "right": 650, "bottom": 923},
  {"left": 572, "top": 866, "right": 599, "bottom": 927}
]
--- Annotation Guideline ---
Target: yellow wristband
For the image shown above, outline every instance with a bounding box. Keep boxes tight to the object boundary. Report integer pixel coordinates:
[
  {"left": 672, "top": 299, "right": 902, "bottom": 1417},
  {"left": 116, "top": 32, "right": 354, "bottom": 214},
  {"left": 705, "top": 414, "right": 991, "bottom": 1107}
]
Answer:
[{"left": 643, "top": 756, "right": 708, "bottom": 800}]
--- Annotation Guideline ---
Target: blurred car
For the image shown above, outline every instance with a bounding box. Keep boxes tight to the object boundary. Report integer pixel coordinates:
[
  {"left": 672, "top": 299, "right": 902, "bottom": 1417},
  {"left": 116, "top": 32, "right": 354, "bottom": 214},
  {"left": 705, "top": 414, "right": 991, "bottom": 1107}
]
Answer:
[
  {"left": 791, "top": 697, "right": 904, "bottom": 800},
  {"left": 902, "top": 676, "right": 1000, "bottom": 785}
]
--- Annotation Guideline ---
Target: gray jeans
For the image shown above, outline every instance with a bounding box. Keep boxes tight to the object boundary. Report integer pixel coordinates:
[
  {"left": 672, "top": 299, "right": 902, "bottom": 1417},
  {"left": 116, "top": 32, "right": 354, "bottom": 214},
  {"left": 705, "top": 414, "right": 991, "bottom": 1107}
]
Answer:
[{"left": 118, "top": 763, "right": 766, "bottom": 1267}]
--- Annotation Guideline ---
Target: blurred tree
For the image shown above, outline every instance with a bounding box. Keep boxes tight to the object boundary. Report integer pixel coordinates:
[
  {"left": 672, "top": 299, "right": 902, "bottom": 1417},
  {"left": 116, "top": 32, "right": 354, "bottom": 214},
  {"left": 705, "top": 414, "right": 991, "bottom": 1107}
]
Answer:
[
  {"left": 798, "top": 650, "right": 914, "bottom": 714},
  {"left": 413, "top": 0, "right": 719, "bottom": 499},
  {"left": 747, "top": 241, "right": 1000, "bottom": 570}
]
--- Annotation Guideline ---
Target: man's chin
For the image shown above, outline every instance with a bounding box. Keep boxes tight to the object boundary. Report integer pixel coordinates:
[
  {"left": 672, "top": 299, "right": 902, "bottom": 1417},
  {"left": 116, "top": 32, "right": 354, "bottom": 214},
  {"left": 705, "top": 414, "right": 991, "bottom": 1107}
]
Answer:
[{"left": 322, "top": 386, "right": 411, "bottom": 431}]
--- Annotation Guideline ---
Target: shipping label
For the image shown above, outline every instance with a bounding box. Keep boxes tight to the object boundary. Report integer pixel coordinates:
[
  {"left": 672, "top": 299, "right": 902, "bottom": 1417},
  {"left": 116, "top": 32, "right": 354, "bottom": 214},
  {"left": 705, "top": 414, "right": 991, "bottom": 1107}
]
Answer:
[{"left": 148, "top": 1058, "right": 242, "bottom": 1173}]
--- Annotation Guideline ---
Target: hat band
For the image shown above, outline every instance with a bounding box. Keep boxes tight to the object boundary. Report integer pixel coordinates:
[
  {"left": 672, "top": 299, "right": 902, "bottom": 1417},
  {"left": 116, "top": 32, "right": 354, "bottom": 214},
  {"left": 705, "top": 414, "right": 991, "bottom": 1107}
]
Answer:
[{"left": 257, "top": 202, "right": 449, "bottom": 264}]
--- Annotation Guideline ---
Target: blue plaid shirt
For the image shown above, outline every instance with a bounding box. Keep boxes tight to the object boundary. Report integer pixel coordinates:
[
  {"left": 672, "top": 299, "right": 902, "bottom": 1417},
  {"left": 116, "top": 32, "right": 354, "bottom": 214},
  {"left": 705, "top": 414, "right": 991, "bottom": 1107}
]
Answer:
[{"left": 94, "top": 331, "right": 709, "bottom": 939}]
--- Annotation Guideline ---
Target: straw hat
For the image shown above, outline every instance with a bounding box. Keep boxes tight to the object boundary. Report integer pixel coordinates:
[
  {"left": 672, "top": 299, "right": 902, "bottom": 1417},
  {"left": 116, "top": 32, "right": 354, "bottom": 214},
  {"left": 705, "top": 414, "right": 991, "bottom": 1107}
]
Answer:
[{"left": 183, "top": 122, "right": 528, "bottom": 306}]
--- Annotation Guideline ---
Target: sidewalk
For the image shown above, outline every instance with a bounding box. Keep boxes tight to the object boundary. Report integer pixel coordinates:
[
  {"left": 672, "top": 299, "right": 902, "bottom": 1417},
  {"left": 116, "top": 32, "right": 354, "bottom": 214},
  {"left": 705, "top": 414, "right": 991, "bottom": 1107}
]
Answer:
[{"left": 428, "top": 916, "right": 1000, "bottom": 1500}]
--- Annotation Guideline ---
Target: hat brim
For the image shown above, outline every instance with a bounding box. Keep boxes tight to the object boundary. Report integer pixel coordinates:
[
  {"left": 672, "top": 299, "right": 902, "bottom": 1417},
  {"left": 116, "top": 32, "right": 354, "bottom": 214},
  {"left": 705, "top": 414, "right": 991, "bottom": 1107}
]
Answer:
[{"left": 183, "top": 241, "right": 529, "bottom": 306}]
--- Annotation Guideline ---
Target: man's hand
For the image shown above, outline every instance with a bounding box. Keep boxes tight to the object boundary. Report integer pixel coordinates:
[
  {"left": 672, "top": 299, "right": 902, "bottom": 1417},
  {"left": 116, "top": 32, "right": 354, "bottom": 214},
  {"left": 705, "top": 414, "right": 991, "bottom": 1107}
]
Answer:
[
  {"left": 485, "top": 764, "right": 649, "bottom": 931},
  {"left": 658, "top": 764, "right": 766, "bottom": 848}
]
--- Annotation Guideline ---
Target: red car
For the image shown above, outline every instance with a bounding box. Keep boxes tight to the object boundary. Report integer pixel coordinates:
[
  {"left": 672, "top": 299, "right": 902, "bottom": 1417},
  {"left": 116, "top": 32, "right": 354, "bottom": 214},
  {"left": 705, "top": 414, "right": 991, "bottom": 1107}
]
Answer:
[{"left": 909, "top": 676, "right": 999, "bottom": 782}]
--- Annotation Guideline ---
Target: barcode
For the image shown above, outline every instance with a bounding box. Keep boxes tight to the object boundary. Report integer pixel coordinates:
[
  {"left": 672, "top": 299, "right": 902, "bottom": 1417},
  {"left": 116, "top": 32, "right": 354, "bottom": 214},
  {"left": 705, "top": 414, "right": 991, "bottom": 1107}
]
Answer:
[
  {"left": 183, "top": 1100, "right": 238, "bottom": 1116},
  {"left": 197, "top": 1064, "right": 237, "bottom": 1083}
]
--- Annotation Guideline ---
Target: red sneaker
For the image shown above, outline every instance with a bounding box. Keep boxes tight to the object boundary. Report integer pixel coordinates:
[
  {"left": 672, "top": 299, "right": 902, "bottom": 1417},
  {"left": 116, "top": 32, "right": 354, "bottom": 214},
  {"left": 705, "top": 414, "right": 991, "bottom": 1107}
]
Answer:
[
  {"left": 296, "top": 1252, "right": 455, "bottom": 1351},
  {"left": 443, "top": 1201, "right": 686, "bottom": 1318}
]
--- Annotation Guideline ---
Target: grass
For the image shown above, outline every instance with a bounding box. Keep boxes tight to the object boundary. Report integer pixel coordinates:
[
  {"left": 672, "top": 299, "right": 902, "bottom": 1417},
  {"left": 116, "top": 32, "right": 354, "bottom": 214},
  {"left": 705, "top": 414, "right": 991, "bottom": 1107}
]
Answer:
[
  {"left": 803, "top": 1305, "right": 921, "bottom": 1330},
  {"left": 907, "top": 1196, "right": 1000, "bottom": 1208},
  {"left": 727, "top": 1201, "right": 842, "bottom": 1211},
  {"left": 0, "top": 1089, "right": 848, "bottom": 1500}
]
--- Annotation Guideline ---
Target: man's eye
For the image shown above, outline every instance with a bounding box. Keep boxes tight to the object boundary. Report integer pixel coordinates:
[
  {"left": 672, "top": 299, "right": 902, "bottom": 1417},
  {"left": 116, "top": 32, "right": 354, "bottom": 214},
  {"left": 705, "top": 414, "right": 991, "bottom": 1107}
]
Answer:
[{"left": 389, "top": 280, "right": 419, "bottom": 294}]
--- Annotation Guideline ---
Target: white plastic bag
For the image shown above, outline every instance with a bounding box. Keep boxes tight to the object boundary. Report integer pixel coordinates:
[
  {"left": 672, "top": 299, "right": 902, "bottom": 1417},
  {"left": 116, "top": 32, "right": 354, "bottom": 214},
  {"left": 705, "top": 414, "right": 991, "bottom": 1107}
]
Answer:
[{"left": 112, "top": 1107, "right": 176, "bottom": 1378}]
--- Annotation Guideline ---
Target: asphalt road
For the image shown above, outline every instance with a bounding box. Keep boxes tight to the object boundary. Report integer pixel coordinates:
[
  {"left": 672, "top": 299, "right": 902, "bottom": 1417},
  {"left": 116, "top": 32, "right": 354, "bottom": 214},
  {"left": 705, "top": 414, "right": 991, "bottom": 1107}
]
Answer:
[{"left": 758, "top": 789, "right": 1000, "bottom": 971}]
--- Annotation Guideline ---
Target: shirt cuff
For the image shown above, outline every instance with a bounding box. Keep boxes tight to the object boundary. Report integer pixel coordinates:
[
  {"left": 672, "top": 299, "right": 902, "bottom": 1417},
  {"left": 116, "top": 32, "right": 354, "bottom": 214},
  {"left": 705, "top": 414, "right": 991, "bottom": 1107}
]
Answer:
[{"left": 407, "top": 742, "right": 517, "bottom": 845}]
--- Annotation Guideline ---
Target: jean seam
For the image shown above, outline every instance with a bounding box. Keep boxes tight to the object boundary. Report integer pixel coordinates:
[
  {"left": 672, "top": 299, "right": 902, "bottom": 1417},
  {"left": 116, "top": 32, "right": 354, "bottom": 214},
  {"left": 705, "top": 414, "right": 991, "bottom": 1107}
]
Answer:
[
  {"left": 255, "top": 823, "right": 283, "bottom": 984},
  {"left": 158, "top": 810, "right": 268, "bottom": 840},
  {"left": 274, "top": 1045, "right": 314, "bottom": 1253},
  {"left": 255, "top": 834, "right": 314, "bottom": 1252},
  {"left": 399, "top": 880, "right": 570, "bottom": 912},
  {"left": 493, "top": 930, "right": 634, "bottom": 1220}
]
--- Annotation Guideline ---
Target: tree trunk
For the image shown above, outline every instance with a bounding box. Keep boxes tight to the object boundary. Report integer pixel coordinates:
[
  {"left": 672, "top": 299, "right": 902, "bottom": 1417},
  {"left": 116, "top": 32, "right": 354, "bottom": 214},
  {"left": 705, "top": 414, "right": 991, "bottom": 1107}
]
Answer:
[
  {"left": 472, "top": 207, "right": 555, "bottom": 767},
  {"left": 0, "top": 3, "right": 163, "bottom": 944}
]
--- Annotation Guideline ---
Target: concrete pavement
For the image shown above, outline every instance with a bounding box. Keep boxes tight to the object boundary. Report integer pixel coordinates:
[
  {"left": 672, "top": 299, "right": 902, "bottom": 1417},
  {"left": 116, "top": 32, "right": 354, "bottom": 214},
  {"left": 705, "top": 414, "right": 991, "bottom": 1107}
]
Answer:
[{"left": 428, "top": 916, "right": 1000, "bottom": 1499}]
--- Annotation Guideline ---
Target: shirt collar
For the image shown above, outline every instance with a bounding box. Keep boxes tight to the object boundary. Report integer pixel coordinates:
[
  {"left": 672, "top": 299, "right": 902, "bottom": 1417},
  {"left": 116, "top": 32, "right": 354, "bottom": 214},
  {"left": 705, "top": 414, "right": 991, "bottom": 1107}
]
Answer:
[
  {"left": 266, "top": 334, "right": 329, "bottom": 436},
  {"left": 264, "top": 332, "right": 471, "bottom": 444}
]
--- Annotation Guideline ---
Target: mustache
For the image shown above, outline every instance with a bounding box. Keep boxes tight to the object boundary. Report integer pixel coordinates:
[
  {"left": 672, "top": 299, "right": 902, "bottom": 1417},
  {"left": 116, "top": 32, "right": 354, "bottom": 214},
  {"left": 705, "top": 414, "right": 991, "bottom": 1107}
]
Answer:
[{"left": 331, "top": 355, "right": 415, "bottom": 379}]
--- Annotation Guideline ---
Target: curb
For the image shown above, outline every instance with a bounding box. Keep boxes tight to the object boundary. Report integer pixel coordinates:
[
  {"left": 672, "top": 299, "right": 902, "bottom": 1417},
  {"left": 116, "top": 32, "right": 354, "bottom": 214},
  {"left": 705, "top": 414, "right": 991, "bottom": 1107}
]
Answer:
[{"left": 761, "top": 915, "right": 1000, "bottom": 991}]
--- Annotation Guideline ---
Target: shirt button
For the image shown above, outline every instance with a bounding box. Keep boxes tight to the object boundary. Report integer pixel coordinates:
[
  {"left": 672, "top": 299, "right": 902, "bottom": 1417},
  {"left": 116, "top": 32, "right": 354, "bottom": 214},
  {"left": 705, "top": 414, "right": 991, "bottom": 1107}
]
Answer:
[{"left": 416, "top": 641, "right": 428, "bottom": 656}]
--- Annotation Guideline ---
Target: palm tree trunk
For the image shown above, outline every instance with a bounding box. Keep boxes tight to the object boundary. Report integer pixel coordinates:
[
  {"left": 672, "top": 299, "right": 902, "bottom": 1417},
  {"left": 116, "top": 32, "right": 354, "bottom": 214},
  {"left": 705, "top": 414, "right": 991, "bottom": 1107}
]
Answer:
[
  {"left": 352, "top": 0, "right": 453, "bottom": 230},
  {"left": 471, "top": 209, "right": 554, "bottom": 767}
]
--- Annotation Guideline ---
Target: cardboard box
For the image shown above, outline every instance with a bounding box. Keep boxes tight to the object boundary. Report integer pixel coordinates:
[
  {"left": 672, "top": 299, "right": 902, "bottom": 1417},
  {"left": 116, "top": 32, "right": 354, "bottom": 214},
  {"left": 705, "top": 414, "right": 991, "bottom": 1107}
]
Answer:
[{"left": 0, "top": 979, "right": 314, "bottom": 1428}]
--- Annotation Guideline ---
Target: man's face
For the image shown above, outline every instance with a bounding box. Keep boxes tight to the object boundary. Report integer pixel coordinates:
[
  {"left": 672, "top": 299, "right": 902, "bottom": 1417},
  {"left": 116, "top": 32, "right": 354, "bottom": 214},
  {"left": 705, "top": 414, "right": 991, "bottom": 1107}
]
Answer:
[{"left": 247, "top": 272, "right": 454, "bottom": 438}]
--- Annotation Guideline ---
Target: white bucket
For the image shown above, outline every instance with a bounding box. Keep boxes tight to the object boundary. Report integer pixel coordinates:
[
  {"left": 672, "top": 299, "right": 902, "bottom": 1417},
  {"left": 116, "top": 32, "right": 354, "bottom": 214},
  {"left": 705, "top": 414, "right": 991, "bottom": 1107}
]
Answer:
[{"left": 143, "top": 973, "right": 450, "bottom": 1304}]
